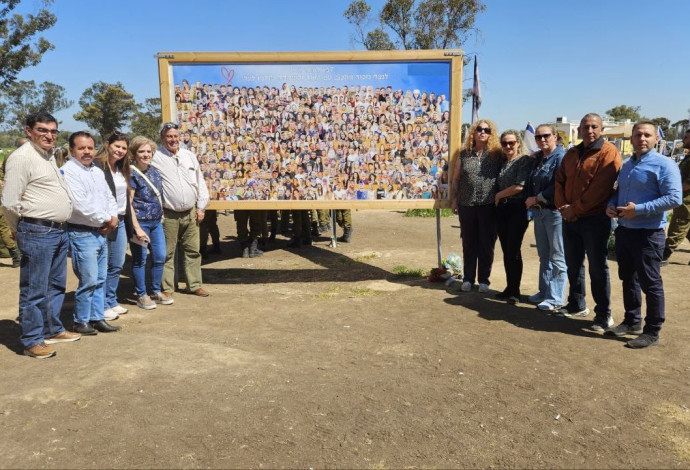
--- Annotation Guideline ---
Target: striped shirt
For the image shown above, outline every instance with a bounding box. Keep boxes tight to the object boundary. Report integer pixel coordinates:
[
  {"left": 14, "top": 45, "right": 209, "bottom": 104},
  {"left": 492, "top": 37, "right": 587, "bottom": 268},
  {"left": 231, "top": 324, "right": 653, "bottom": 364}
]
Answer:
[
  {"left": 1, "top": 142, "right": 72, "bottom": 231},
  {"left": 151, "top": 146, "right": 209, "bottom": 212}
]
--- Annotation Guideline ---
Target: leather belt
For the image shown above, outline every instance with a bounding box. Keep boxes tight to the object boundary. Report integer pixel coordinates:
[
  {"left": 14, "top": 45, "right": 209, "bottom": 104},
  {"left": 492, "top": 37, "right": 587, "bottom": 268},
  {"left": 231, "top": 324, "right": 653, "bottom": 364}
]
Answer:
[
  {"left": 21, "top": 217, "right": 64, "bottom": 230},
  {"left": 66, "top": 223, "right": 100, "bottom": 232}
]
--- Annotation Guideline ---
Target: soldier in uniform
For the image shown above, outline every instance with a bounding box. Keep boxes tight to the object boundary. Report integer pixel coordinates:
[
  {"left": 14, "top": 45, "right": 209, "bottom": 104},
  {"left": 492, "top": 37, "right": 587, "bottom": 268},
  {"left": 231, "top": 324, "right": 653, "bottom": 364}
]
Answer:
[
  {"left": 336, "top": 209, "right": 354, "bottom": 243},
  {"left": 0, "top": 138, "right": 28, "bottom": 267},
  {"left": 662, "top": 128, "right": 690, "bottom": 265},
  {"left": 234, "top": 210, "right": 263, "bottom": 258}
]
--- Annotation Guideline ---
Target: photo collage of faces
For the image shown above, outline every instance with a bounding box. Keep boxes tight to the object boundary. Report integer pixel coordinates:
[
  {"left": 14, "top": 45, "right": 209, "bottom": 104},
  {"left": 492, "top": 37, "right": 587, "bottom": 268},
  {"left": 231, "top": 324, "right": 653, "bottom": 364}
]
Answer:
[{"left": 174, "top": 79, "right": 451, "bottom": 201}]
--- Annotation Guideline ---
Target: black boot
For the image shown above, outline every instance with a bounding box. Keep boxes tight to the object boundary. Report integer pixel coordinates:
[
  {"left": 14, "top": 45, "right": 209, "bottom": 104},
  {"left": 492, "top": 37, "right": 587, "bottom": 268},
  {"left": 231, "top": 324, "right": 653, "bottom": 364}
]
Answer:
[
  {"left": 9, "top": 247, "right": 21, "bottom": 268},
  {"left": 249, "top": 239, "right": 264, "bottom": 258},
  {"left": 661, "top": 247, "right": 673, "bottom": 266},
  {"left": 90, "top": 320, "right": 121, "bottom": 333},
  {"left": 287, "top": 237, "right": 302, "bottom": 249},
  {"left": 311, "top": 221, "right": 320, "bottom": 238},
  {"left": 258, "top": 237, "right": 267, "bottom": 250},
  {"left": 209, "top": 241, "right": 222, "bottom": 254},
  {"left": 338, "top": 227, "right": 353, "bottom": 243}
]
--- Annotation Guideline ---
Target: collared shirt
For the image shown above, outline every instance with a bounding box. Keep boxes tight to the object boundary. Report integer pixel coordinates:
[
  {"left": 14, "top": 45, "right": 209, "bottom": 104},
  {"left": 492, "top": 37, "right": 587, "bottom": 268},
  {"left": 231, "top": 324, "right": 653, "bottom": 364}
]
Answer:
[
  {"left": 1, "top": 141, "right": 72, "bottom": 231},
  {"left": 526, "top": 146, "right": 565, "bottom": 207},
  {"left": 555, "top": 138, "right": 622, "bottom": 217},
  {"left": 610, "top": 150, "right": 682, "bottom": 229},
  {"left": 151, "top": 146, "right": 209, "bottom": 212},
  {"left": 61, "top": 158, "right": 118, "bottom": 228}
]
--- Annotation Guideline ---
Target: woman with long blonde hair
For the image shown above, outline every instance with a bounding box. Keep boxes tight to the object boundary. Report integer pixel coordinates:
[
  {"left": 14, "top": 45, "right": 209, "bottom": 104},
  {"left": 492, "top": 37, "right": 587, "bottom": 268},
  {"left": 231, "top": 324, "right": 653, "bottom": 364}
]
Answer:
[{"left": 450, "top": 119, "right": 502, "bottom": 293}]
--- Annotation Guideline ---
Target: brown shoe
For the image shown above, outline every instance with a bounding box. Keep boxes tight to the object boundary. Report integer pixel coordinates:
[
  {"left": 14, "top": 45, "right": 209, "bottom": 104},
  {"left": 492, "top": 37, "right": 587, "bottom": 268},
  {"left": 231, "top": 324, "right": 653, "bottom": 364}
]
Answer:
[
  {"left": 192, "top": 287, "right": 210, "bottom": 297},
  {"left": 24, "top": 342, "right": 56, "bottom": 359},
  {"left": 44, "top": 331, "right": 81, "bottom": 345}
]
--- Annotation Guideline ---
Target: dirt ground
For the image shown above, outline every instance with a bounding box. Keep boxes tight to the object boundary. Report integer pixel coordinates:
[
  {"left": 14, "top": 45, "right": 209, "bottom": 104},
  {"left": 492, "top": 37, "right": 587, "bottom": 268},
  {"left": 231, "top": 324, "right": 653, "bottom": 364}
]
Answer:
[{"left": 0, "top": 210, "right": 688, "bottom": 469}]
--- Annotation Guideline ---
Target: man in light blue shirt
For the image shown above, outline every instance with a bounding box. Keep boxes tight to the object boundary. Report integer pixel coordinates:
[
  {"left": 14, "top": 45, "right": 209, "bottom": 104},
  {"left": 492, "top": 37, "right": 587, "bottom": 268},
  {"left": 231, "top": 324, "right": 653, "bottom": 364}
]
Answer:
[
  {"left": 605, "top": 121, "right": 682, "bottom": 348},
  {"left": 62, "top": 131, "right": 121, "bottom": 336}
]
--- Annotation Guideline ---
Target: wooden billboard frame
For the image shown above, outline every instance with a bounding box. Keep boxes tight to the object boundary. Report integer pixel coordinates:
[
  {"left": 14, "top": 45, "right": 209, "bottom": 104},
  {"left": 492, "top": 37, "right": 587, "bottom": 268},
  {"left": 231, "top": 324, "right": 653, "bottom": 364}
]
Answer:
[{"left": 157, "top": 50, "right": 463, "bottom": 210}]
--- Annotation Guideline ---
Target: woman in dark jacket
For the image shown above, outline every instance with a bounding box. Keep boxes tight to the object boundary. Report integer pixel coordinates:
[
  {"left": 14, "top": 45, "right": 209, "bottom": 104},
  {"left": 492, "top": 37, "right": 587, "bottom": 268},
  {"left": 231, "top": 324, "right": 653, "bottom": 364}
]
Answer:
[{"left": 95, "top": 131, "right": 132, "bottom": 320}]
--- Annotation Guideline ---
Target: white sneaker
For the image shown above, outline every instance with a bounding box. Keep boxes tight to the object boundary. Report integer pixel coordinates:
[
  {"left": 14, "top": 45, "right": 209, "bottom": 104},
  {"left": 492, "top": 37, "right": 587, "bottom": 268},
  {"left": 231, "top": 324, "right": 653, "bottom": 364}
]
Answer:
[
  {"left": 111, "top": 305, "right": 128, "bottom": 315},
  {"left": 103, "top": 308, "right": 119, "bottom": 321},
  {"left": 478, "top": 283, "right": 489, "bottom": 293},
  {"left": 537, "top": 301, "right": 561, "bottom": 311},
  {"left": 460, "top": 281, "right": 472, "bottom": 292}
]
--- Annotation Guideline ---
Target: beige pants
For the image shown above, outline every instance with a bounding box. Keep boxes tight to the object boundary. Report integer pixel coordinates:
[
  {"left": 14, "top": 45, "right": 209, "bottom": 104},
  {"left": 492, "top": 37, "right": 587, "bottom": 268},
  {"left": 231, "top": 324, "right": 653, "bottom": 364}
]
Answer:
[{"left": 163, "top": 209, "right": 202, "bottom": 293}]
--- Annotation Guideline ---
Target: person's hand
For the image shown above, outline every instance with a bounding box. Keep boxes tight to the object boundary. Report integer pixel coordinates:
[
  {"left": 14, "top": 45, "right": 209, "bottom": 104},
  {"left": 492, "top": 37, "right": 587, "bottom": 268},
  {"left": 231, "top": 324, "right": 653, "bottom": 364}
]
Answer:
[
  {"left": 196, "top": 209, "right": 205, "bottom": 224},
  {"left": 559, "top": 204, "right": 577, "bottom": 222},
  {"left": 605, "top": 205, "right": 619, "bottom": 218},
  {"left": 108, "top": 216, "right": 118, "bottom": 230},
  {"left": 525, "top": 196, "right": 539, "bottom": 209},
  {"left": 451, "top": 199, "right": 458, "bottom": 215},
  {"left": 616, "top": 202, "right": 637, "bottom": 219},
  {"left": 135, "top": 228, "right": 149, "bottom": 243},
  {"left": 494, "top": 194, "right": 502, "bottom": 207}
]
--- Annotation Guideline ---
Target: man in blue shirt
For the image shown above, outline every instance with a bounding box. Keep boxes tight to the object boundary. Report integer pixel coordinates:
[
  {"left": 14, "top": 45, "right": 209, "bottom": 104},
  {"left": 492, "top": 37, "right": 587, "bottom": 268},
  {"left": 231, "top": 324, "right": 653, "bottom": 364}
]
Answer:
[{"left": 605, "top": 121, "right": 682, "bottom": 348}]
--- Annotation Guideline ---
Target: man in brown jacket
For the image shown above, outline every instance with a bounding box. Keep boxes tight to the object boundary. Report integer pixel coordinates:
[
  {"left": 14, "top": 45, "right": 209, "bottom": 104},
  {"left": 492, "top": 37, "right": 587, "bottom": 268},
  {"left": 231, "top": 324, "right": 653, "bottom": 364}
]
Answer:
[{"left": 555, "top": 113, "right": 622, "bottom": 331}]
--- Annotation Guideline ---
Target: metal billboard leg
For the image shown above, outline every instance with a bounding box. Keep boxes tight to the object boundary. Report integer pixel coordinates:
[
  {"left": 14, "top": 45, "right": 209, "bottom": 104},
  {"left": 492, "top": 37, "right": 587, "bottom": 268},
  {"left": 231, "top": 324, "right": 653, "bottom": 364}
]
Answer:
[
  {"left": 329, "top": 209, "right": 338, "bottom": 248},
  {"left": 436, "top": 208, "right": 442, "bottom": 269}
]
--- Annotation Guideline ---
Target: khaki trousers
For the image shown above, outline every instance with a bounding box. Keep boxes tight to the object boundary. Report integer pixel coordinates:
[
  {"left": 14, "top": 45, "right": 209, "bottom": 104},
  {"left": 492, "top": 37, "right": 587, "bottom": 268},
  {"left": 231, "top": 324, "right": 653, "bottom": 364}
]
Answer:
[{"left": 163, "top": 209, "right": 202, "bottom": 292}]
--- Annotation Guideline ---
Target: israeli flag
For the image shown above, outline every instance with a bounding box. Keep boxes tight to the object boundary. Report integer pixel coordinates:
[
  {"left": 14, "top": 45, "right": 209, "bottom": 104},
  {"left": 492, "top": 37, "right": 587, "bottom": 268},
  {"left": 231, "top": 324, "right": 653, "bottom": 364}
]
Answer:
[
  {"left": 657, "top": 125, "right": 665, "bottom": 140},
  {"left": 524, "top": 122, "right": 539, "bottom": 154}
]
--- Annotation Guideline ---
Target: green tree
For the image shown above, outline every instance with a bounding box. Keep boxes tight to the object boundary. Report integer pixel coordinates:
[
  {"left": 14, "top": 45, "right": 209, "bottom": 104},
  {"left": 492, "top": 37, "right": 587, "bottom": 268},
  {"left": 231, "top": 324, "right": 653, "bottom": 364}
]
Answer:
[
  {"left": 130, "top": 97, "right": 161, "bottom": 140},
  {"left": 650, "top": 117, "right": 674, "bottom": 140},
  {"left": 74, "top": 81, "right": 137, "bottom": 140},
  {"left": 2, "top": 79, "right": 72, "bottom": 128},
  {"left": 605, "top": 105, "right": 641, "bottom": 122},
  {"left": 345, "top": 0, "right": 485, "bottom": 51},
  {"left": 0, "top": 0, "right": 57, "bottom": 89}
]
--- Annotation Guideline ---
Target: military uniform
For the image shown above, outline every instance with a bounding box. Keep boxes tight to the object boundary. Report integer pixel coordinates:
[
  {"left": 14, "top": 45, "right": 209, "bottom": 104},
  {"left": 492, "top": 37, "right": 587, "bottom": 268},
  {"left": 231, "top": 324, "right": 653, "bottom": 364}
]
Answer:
[
  {"left": 0, "top": 154, "right": 21, "bottom": 266},
  {"left": 235, "top": 210, "right": 263, "bottom": 257},
  {"left": 663, "top": 153, "right": 690, "bottom": 262},
  {"left": 199, "top": 209, "right": 221, "bottom": 256},
  {"left": 336, "top": 209, "right": 353, "bottom": 242}
]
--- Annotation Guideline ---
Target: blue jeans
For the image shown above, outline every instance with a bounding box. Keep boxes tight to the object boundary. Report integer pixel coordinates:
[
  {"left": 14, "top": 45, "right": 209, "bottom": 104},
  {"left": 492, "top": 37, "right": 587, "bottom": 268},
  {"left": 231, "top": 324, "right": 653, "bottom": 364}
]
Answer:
[
  {"left": 533, "top": 208, "right": 567, "bottom": 306},
  {"left": 563, "top": 213, "right": 612, "bottom": 318},
  {"left": 615, "top": 227, "right": 666, "bottom": 336},
  {"left": 16, "top": 220, "right": 68, "bottom": 349},
  {"left": 104, "top": 219, "right": 127, "bottom": 309},
  {"left": 131, "top": 219, "right": 166, "bottom": 297},
  {"left": 68, "top": 229, "right": 107, "bottom": 324}
]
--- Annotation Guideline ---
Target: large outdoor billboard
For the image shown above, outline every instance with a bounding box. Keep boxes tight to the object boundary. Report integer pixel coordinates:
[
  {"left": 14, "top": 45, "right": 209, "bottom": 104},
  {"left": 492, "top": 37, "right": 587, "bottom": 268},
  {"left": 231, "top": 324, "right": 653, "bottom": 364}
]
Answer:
[{"left": 157, "top": 51, "right": 463, "bottom": 209}]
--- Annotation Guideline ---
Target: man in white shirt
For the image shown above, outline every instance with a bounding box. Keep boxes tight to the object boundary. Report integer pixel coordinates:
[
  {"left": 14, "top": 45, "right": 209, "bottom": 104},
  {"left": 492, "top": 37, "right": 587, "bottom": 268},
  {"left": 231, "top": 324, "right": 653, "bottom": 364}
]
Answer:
[
  {"left": 151, "top": 122, "right": 210, "bottom": 299},
  {"left": 62, "top": 131, "right": 121, "bottom": 335},
  {"left": 2, "top": 112, "right": 80, "bottom": 358}
]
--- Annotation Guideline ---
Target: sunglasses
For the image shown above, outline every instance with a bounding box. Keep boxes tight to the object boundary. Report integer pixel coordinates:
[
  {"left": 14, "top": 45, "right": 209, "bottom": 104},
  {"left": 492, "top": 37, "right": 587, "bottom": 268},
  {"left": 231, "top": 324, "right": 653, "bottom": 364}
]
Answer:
[
  {"left": 501, "top": 141, "right": 517, "bottom": 147},
  {"left": 476, "top": 126, "right": 491, "bottom": 134},
  {"left": 534, "top": 133, "right": 552, "bottom": 140},
  {"left": 162, "top": 122, "right": 179, "bottom": 131}
]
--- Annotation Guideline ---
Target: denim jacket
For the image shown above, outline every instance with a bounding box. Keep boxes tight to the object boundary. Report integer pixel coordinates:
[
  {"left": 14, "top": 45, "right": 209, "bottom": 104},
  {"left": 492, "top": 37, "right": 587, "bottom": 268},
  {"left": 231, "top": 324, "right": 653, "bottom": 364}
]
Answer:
[{"left": 526, "top": 147, "right": 565, "bottom": 208}]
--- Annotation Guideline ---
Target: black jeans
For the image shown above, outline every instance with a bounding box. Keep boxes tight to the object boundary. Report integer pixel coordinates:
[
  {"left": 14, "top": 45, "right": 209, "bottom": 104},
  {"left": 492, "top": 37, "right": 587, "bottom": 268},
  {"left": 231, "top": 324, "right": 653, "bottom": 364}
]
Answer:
[
  {"left": 496, "top": 201, "right": 529, "bottom": 297},
  {"left": 562, "top": 213, "right": 612, "bottom": 318},
  {"left": 459, "top": 204, "right": 497, "bottom": 285},
  {"left": 615, "top": 226, "right": 666, "bottom": 336}
]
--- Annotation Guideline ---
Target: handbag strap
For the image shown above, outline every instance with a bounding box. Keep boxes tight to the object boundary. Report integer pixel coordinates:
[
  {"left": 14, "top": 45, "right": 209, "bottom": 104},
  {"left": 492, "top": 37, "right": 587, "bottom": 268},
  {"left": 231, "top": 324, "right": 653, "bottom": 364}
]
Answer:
[{"left": 131, "top": 166, "right": 162, "bottom": 210}]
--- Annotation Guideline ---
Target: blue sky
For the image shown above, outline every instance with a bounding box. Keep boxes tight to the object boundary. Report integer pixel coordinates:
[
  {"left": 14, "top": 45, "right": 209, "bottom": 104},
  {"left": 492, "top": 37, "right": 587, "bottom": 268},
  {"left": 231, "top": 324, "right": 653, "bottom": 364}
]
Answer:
[{"left": 17, "top": 0, "right": 690, "bottom": 131}]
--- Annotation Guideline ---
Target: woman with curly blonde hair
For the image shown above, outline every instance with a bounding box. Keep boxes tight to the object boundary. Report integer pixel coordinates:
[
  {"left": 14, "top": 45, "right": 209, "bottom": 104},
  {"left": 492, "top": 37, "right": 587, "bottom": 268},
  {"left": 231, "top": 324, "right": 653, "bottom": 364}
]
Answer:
[{"left": 451, "top": 119, "right": 503, "bottom": 293}]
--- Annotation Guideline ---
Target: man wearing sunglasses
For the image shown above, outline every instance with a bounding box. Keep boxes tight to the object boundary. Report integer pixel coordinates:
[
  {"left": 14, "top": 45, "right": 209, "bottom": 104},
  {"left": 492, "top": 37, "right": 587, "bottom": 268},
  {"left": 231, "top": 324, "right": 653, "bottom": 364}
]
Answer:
[
  {"left": 555, "top": 113, "right": 622, "bottom": 331},
  {"left": 2, "top": 112, "right": 80, "bottom": 358},
  {"left": 152, "top": 122, "right": 210, "bottom": 300}
]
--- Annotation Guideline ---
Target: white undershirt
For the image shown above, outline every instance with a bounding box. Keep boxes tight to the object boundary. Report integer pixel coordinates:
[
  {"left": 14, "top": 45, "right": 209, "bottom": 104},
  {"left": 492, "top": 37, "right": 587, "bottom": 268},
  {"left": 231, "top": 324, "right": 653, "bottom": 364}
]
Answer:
[{"left": 113, "top": 169, "right": 127, "bottom": 215}]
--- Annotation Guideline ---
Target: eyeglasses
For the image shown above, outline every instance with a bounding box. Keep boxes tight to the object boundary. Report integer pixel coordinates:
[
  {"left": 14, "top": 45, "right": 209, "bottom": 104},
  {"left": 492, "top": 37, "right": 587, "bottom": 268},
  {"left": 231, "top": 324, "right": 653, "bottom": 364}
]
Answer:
[
  {"left": 534, "top": 134, "right": 552, "bottom": 140},
  {"left": 476, "top": 126, "right": 491, "bottom": 134},
  {"left": 501, "top": 141, "right": 517, "bottom": 147},
  {"left": 34, "top": 127, "right": 59, "bottom": 136}
]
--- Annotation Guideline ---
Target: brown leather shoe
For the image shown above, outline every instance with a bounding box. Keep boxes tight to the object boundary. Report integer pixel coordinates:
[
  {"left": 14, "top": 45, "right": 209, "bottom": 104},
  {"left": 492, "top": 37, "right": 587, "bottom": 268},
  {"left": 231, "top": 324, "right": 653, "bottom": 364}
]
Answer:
[
  {"left": 24, "top": 342, "right": 56, "bottom": 359},
  {"left": 192, "top": 287, "right": 210, "bottom": 297},
  {"left": 45, "top": 331, "right": 81, "bottom": 344}
]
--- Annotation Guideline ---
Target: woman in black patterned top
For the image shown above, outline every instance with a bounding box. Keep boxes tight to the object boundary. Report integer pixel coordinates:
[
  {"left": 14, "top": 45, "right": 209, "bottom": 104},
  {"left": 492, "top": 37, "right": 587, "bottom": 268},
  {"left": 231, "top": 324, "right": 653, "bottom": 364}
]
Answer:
[
  {"left": 451, "top": 120, "right": 502, "bottom": 293},
  {"left": 493, "top": 130, "right": 536, "bottom": 304}
]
